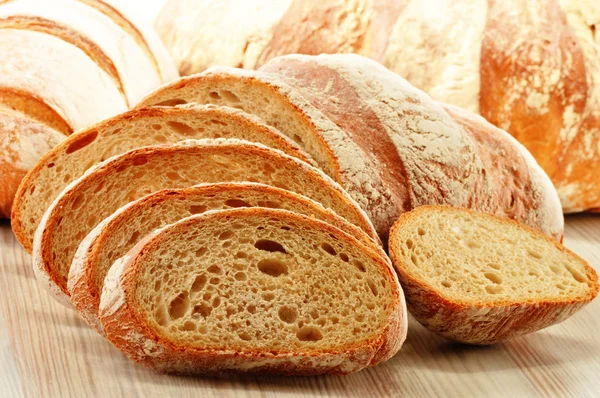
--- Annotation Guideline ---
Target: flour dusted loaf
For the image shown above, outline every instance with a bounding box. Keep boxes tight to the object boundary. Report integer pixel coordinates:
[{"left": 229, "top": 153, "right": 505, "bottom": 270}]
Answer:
[
  {"left": 156, "top": 0, "right": 600, "bottom": 213},
  {"left": 99, "top": 208, "right": 406, "bottom": 375},
  {"left": 138, "top": 53, "right": 563, "bottom": 242},
  {"left": 388, "top": 206, "right": 599, "bottom": 345},
  {"left": 34, "top": 138, "right": 376, "bottom": 302},
  {"left": 0, "top": 0, "right": 177, "bottom": 219},
  {"left": 12, "top": 104, "right": 311, "bottom": 252},
  {"left": 69, "top": 182, "right": 384, "bottom": 333}
]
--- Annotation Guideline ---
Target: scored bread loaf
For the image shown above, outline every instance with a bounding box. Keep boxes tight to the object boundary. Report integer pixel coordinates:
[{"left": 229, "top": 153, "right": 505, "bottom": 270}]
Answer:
[
  {"left": 12, "top": 104, "right": 312, "bottom": 253},
  {"left": 388, "top": 206, "right": 599, "bottom": 345},
  {"left": 156, "top": 0, "right": 600, "bottom": 213},
  {"left": 99, "top": 208, "right": 406, "bottom": 375},
  {"left": 0, "top": 0, "right": 177, "bottom": 221},
  {"left": 137, "top": 53, "right": 563, "bottom": 242},
  {"left": 33, "top": 138, "right": 377, "bottom": 303},
  {"left": 69, "top": 182, "right": 384, "bottom": 333}
]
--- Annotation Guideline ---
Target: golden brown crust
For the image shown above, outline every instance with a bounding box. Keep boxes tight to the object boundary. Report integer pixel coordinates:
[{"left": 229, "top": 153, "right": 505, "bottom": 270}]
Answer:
[
  {"left": 0, "top": 15, "right": 127, "bottom": 104},
  {"left": 388, "top": 205, "right": 599, "bottom": 345},
  {"left": 100, "top": 208, "right": 405, "bottom": 374},
  {"left": 0, "top": 87, "right": 72, "bottom": 135}
]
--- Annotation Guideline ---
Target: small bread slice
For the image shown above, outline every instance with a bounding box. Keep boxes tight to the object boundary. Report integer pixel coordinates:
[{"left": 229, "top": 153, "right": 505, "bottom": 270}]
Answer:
[
  {"left": 69, "top": 182, "right": 385, "bottom": 333},
  {"left": 99, "top": 208, "right": 406, "bottom": 375},
  {"left": 34, "top": 138, "right": 377, "bottom": 303},
  {"left": 388, "top": 206, "right": 599, "bottom": 345},
  {"left": 12, "top": 104, "right": 312, "bottom": 253}
]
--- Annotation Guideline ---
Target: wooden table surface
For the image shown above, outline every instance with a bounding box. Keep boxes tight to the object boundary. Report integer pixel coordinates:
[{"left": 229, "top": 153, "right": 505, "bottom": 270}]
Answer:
[{"left": 0, "top": 216, "right": 599, "bottom": 398}]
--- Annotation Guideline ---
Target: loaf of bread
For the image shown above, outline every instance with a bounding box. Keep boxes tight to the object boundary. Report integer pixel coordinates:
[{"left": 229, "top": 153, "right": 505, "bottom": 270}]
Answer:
[
  {"left": 388, "top": 206, "right": 599, "bottom": 345},
  {"left": 12, "top": 104, "right": 312, "bottom": 253},
  {"left": 69, "top": 182, "right": 384, "bottom": 333},
  {"left": 99, "top": 208, "right": 406, "bottom": 375},
  {"left": 0, "top": 0, "right": 177, "bottom": 218},
  {"left": 155, "top": 0, "right": 599, "bottom": 213},
  {"left": 137, "top": 53, "right": 564, "bottom": 242},
  {"left": 33, "top": 138, "right": 377, "bottom": 303}
]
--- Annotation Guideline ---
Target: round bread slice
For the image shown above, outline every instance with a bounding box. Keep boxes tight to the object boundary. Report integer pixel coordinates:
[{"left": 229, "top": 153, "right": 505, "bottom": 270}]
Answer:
[
  {"left": 388, "top": 206, "right": 599, "bottom": 345},
  {"left": 99, "top": 208, "right": 406, "bottom": 375},
  {"left": 34, "top": 138, "right": 377, "bottom": 303},
  {"left": 12, "top": 104, "right": 312, "bottom": 253},
  {"left": 69, "top": 182, "right": 385, "bottom": 333}
]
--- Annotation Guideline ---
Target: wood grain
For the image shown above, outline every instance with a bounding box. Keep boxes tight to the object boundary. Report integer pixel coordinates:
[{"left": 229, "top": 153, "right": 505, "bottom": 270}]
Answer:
[{"left": 0, "top": 216, "right": 598, "bottom": 398}]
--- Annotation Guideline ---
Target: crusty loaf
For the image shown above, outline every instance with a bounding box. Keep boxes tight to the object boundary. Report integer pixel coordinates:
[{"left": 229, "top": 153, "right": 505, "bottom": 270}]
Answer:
[
  {"left": 388, "top": 205, "right": 599, "bottom": 345},
  {"left": 69, "top": 182, "right": 384, "bottom": 333},
  {"left": 12, "top": 104, "right": 312, "bottom": 253},
  {"left": 0, "top": 111, "right": 64, "bottom": 218},
  {"left": 99, "top": 208, "right": 406, "bottom": 375},
  {"left": 0, "top": 0, "right": 163, "bottom": 105},
  {"left": 137, "top": 53, "right": 563, "bottom": 242},
  {"left": 33, "top": 138, "right": 377, "bottom": 303}
]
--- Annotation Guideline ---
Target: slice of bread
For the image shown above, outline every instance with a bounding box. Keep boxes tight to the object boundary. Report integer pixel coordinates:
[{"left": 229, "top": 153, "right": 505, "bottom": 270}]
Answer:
[
  {"left": 388, "top": 206, "right": 599, "bottom": 345},
  {"left": 69, "top": 182, "right": 385, "bottom": 333},
  {"left": 12, "top": 104, "right": 312, "bottom": 253},
  {"left": 34, "top": 138, "right": 377, "bottom": 303},
  {"left": 99, "top": 208, "right": 406, "bottom": 375}
]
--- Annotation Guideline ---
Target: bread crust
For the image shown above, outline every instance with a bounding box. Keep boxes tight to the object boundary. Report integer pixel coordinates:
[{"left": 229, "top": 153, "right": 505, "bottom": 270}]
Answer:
[
  {"left": 33, "top": 139, "right": 378, "bottom": 300},
  {"left": 12, "top": 104, "right": 313, "bottom": 253},
  {"left": 99, "top": 208, "right": 406, "bottom": 375},
  {"left": 69, "top": 182, "right": 385, "bottom": 334},
  {"left": 388, "top": 205, "right": 599, "bottom": 345}
]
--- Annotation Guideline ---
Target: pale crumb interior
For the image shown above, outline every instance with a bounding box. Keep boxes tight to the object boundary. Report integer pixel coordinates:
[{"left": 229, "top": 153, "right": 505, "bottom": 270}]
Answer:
[
  {"left": 146, "top": 78, "right": 338, "bottom": 179},
  {"left": 134, "top": 213, "right": 394, "bottom": 351},
  {"left": 19, "top": 107, "right": 302, "bottom": 247},
  {"left": 393, "top": 210, "right": 593, "bottom": 302},
  {"left": 91, "top": 185, "right": 376, "bottom": 303},
  {"left": 51, "top": 144, "right": 365, "bottom": 289}
]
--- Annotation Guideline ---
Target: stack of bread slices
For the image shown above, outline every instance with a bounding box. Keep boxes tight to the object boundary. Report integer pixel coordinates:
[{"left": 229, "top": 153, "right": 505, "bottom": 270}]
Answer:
[{"left": 11, "top": 53, "right": 598, "bottom": 375}]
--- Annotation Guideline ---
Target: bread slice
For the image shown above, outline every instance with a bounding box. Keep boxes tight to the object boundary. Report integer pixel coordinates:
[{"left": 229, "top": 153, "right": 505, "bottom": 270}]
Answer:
[
  {"left": 69, "top": 182, "right": 385, "bottom": 333},
  {"left": 34, "top": 138, "right": 377, "bottom": 303},
  {"left": 12, "top": 104, "right": 312, "bottom": 253},
  {"left": 388, "top": 206, "right": 599, "bottom": 345},
  {"left": 99, "top": 208, "right": 406, "bottom": 375}
]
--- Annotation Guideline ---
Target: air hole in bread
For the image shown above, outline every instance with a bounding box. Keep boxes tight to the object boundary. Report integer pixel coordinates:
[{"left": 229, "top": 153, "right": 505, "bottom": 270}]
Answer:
[
  {"left": 209, "top": 91, "right": 221, "bottom": 100},
  {"left": 151, "top": 124, "right": 162, "bottom": 130},
  {"left": 550, "top": 265, "right": 561, "bottom": 275},
  {"left": 262, "top": 293, "right": 275, "bottom": 301},
  {"left": 273, "top": 181, "right": 290, "bottom": 190},
  {"left": 406, "top": 239, "right": 414, "bottom": 249},
  {"left": 528, "top": 249, "right": 542, "bottom": 259},
  {"left": 210, "top": 154, "right": 239, "bottom": 169},
  {"left": 339, "top": 253, "right": 349, "bottom": 262},
  {"left": 209, "top": 277, "right": 220, "bottom": 285},
  {"left": 278, "top": 306, "right": 297, "bottom": 323},
  {"left": 195, "top": 247, "right": 207, "bottom": 257},
  {"left": 462, "top": 240, "right": 481, "bottom": 250},
  {"left": 212, "top": 297, "right": 221, "bottom": 308},
  {"left": 47, "top": 163, "right": 55, "bottom": 168},
  {"left": 418, "top": 227, "right": 426, "bottom": 236},
  {"left": 189, "top": 205, "right": 207, "bottom": 215},
  {"left": 192, "top": 303, "right": 212, "bottom": 318},
  {"left": 292, "top": 134, "right": 304, "bottom": 145},
  {"left": 210, "top": 119, "right": 228, "bottom": 126},
  {"left": 155, "top": 98, "right": 187, "bottom": 106},
  {"left": 485, "top": 285, "right": 503, "bottom": 294},
  {"left": 488, "top": 263, "right": 501, "bottom": 270},
  {"left": 257, "top": 200, "right": 282, "bottom": 209},
  {"left": 257, "top": 259, "right": 288, "bottom": 277},
  {"left": 254, "top": 239, "right": 287, "bottom": 254},
  {"left": 155, "top": 306, "right": 168, "bottom": 326},
  {"left": 207, "top": 265, "right": 222, "bottom": 274},
  {"left": 63, "top": 174, "right": 72, "bottom": 183},
  {"left": 71, "top": 194, "right": 85, "bottom": 210},
  {"left": 565, "top": 264, "right": 586, "bottom": 283},
  {"left": 181, "top": 321, "right": 196, "bottom": 331},
  {"left": 220, "top": 90, "right": 240, "bottom": 102},
  {"left": 224, "top": 199, "right": 251, "bottom": 208},
  {"left": 320, "top": 243, "right": 336, "bottom": 256},
  {"left": 247, "top": 305, "right": 257, "bottom": 314},
  {"left": 234, "top": 272, "right": 247, "bottom": 281},
  {"left": 235, "top": 251, "right": 248, "bottom": 259},
  {"left": 351, "top": 259, "right": 366, "bottom": 272},
  {"left": 167, "top": 121, "right": 196, "bottom": 137},
  {"left": 484, "top": 272, "right": 502, "bottom": 284},
  {"left": 296, "top": 326, "right": 323, "bottom": 342},
  {"left": 132, "top": 156, "right": 148, "bottom": 166},
  {"left": 168, "top": 292, "right": 190, "bottom": 320},
  {"left": 238, "top": 332, "right": 252, "bottom": 341},
  {"left": 556, "top": 283, "right": 566, "bottom": 290},
  {"left": 366, "top": 278, "right": 378, "bottom": 296},
  {"left": 165, "top": 171, "right": 181, "bottom": 181},
  {"left": 66, "top": 131, "right": 98, "bottom": 154},
  {"left": 441, "top": 281, "right": 452, "bottom": 288},
  {"left": 219, "top": 230, "right": 234, "bottom": 240}
]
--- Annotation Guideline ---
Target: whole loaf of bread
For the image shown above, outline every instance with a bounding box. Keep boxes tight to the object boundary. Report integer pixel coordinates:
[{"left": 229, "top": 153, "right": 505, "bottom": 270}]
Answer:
[
  {"left": 138, "top": 53, "right": 564, "bottom": 242},
  {"left": 0, "top": 0, "right": 177, "bottom": 218},
  {"left": 155, "top": 0, "right": 599, "bottom": 214}
]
